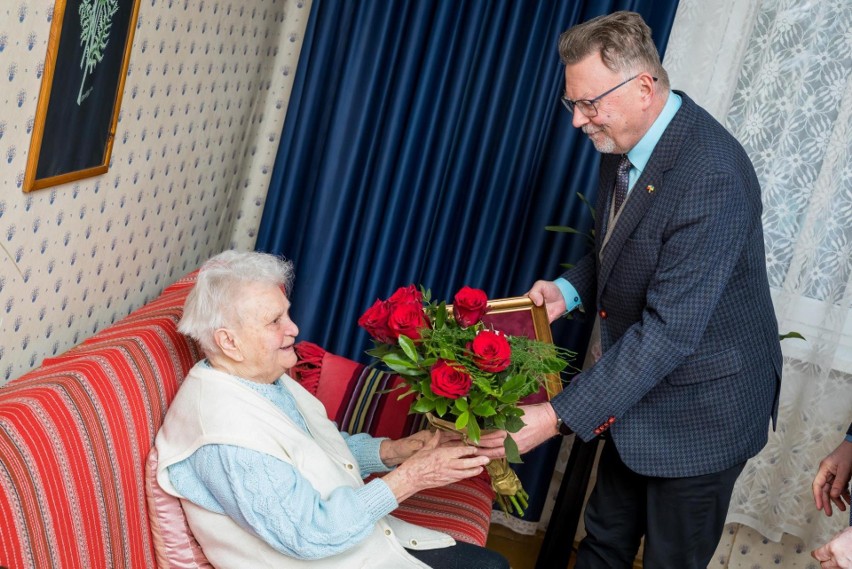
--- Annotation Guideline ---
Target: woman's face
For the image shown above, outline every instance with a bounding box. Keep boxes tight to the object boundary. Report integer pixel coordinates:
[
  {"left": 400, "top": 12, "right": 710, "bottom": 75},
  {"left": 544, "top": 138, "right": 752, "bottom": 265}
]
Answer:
[{"left": 229, "top": 280, "right": 300, "bottom": 383}]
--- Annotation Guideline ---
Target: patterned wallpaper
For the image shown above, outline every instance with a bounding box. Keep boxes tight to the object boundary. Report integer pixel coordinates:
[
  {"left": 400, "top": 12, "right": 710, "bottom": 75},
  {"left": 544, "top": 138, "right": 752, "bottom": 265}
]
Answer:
[{"left": 0, "top": 0, "right": 311, "bottom": 384}]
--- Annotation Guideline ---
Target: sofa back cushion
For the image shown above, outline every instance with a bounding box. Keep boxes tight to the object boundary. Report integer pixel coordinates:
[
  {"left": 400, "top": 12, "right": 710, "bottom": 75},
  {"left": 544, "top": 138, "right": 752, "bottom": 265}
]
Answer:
[{"left": 0, "top": 274, "right": 201, "bottom": 569}]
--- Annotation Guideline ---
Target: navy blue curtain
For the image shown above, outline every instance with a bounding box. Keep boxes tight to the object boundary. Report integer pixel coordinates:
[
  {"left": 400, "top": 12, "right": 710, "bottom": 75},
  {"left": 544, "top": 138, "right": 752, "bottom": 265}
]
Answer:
[{"left": 257, "top": 0, "right": 679, "bottom": 522}]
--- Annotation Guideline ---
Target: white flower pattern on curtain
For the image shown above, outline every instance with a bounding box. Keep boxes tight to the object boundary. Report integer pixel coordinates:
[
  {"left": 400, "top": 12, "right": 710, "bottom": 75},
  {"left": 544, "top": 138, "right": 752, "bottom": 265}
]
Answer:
[{"left": 667, "top": 0, "right": 852, "bottom": 554}]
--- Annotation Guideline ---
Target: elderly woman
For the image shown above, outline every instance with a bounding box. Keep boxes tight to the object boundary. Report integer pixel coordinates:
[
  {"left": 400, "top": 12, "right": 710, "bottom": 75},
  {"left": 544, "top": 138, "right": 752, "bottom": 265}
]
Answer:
[{"left": 154, "top": 251, "right": 509, "bottom": 569}]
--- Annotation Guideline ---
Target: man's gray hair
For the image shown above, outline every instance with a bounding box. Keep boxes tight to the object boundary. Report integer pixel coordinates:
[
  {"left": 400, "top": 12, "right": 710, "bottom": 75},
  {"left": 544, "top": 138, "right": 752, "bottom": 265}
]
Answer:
[
  {"left": 178, "top": 250, "right": 294, "bottom": 355},
  {"left": 558, "top": 11, "right": 669, "bottom": 90}
]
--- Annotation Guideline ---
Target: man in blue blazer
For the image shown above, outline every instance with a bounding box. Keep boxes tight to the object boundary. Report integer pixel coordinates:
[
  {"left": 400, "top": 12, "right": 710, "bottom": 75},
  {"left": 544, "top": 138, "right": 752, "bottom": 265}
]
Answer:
[{"left": 479, "top": 11, "right": 782, "bottom": 568}]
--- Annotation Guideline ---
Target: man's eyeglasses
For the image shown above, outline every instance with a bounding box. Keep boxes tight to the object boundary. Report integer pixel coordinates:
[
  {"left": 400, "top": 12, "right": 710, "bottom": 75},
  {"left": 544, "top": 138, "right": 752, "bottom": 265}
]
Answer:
[{"left": 561, "top": 75, "right": 658, "bottom": 117}]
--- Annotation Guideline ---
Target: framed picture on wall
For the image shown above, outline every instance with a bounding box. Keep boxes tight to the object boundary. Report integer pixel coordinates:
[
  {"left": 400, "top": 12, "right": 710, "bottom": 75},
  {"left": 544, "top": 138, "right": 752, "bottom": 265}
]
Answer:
[{"left": 23, "top": 0, "right": 142, "bottom": 192}]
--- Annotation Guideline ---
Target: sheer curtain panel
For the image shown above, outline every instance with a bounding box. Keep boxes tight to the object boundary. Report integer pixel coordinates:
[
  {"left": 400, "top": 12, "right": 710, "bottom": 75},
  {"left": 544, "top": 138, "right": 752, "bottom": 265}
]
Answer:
[{"left": 667, "top": 0, "right": 852, "bottom": 552}]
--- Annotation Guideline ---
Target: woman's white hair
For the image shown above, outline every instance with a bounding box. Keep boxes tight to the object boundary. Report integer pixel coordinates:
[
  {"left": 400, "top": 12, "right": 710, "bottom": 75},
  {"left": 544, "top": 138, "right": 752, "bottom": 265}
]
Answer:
[{"left": 178, "top": 250, "right": 294, "bottom": 355}]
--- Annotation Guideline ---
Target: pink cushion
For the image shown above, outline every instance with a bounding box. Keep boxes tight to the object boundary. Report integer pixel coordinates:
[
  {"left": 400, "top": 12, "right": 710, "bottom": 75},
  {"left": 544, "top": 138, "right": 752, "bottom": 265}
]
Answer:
[{"left": 144, "top": 447, "right": 213, "bottom": 569}]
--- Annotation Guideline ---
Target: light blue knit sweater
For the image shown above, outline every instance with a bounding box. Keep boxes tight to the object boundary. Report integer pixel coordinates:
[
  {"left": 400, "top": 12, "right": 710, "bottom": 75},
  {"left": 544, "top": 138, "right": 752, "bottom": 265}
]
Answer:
[{"left": 167, "top": 371, "right": 399, "bottom": 560}]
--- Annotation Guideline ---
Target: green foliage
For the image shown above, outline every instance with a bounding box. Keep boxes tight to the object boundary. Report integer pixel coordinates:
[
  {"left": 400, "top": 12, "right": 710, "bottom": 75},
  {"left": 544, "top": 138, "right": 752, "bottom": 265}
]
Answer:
[
  {"left": 546, "top": 192, "right": 595, "bottom": 270},
  {"left": 77, "top": 0, "right": 119, "bottom": 104},
  {"left": 368, "top": 291, "right": 574, "bottom": 462}
]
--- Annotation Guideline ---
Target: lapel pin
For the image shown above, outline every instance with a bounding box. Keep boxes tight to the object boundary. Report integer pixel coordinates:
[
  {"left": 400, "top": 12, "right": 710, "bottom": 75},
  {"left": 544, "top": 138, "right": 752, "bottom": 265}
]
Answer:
[{"left": 646, "top": 185, "right": 655, "bottom": 193}]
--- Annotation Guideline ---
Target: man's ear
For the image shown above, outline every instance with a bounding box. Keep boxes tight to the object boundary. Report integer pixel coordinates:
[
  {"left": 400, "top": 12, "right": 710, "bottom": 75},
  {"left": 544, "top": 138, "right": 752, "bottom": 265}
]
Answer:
[
  {"left": 214, "top": 327, "right": 244, "bottom": 362},
  {"left": 638, "top": 72, "right": 657, "bottom": 108}
]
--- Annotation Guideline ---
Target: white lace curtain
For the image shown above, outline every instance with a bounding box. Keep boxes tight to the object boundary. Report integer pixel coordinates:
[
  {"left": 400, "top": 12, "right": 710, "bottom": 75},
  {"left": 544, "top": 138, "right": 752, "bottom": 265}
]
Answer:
[{"left": 666, "top": 0, "right": 852, "bottom": 549}]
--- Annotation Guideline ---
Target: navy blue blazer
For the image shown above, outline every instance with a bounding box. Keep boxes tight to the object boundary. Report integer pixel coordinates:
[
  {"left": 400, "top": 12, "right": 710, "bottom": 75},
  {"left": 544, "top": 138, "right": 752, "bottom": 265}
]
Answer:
[{"left": 553, "top": 92, "right": 782, "bottom": 478}]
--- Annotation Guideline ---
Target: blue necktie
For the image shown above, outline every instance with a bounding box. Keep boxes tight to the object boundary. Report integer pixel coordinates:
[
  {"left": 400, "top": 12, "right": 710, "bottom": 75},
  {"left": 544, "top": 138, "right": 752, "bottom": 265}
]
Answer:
[{"left": 613, "top": 155, "right": 632, "bottom": 214}]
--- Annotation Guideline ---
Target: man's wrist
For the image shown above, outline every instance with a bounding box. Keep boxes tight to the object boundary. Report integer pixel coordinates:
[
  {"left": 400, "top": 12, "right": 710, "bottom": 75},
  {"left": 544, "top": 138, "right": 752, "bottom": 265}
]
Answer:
[
  {"left": 555, "top": 415, "right": 572, "bottom": 436},
  {"left": 554, "top": 278, "right": 582, "bottom": 314}
]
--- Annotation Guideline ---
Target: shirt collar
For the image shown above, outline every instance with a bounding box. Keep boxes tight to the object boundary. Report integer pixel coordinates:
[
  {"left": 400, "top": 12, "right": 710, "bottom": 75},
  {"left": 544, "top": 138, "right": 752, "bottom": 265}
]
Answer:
[{"left": 626, "top": 91, "right": 682, "bottom": 175}]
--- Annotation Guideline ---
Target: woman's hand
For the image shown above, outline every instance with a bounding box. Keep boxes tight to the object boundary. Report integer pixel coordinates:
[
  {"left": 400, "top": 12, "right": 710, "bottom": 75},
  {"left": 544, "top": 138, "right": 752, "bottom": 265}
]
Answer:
[
  {"left": 813, "top": 440, "right": 852, "bottom": 516},
  {"left": 813, "top": 526, "right": 852, "bottom": 568},
  {"left": 379, "top": 429, "right": 461, "bottom": 467},
  {"left": 381, "top": 431, "right": 489, "bottom": 502}
]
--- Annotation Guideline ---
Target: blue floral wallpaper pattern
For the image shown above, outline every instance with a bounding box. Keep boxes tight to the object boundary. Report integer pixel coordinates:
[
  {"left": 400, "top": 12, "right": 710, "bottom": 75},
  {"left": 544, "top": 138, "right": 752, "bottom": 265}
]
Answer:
[{"left": 0, "top": 0, "right": 311, "bottom": 384}]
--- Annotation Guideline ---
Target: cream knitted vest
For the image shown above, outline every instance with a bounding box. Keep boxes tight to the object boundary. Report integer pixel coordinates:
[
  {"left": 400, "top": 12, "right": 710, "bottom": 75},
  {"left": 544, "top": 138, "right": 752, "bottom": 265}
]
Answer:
[{"left": 155, "top": 364, "right": 453, "bottom": 568}]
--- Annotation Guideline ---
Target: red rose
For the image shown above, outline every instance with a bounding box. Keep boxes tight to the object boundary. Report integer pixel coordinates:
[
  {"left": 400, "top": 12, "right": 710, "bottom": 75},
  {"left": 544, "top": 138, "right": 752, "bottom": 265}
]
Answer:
[
  {"left": 430, "top": 359, "right": 472, "bottom": 399},
  {"left": 388, "top": 284, "right": 423, "bottom": 307},
  {"left": 358, "top": 299, "right": 394, "bottom": 343},
  {"left": 388, "top": 302, "right": 429, "bottom": 341},
  {"left": 453, "top": 286, "right": 488, "bottom": 328},
  {"left": 468, "top": 330, "right": 511, "bottom": 373}
]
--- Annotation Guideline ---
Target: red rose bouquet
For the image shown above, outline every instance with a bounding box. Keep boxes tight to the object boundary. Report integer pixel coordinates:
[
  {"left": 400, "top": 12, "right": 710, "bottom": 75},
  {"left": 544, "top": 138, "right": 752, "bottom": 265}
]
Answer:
[{"left": 358, "top": 284, "right": 573, "bottom": 515}]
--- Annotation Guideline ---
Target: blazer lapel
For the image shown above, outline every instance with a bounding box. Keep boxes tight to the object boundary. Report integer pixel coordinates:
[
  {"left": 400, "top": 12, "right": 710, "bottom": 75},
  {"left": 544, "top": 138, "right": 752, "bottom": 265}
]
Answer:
[{"left": 596, "top": 92, "right": 697, "bottom": 292}]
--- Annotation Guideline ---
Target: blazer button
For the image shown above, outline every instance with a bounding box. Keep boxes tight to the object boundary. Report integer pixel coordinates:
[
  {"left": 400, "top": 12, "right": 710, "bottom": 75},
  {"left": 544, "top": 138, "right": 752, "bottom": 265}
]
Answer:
[{"left": 599, "top": 309, "right": 608, "bottom": 319}]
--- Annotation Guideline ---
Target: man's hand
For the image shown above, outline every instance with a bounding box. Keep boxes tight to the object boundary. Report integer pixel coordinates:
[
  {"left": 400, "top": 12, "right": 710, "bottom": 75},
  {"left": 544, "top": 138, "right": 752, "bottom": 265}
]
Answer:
[
  {"left": 527, "top": 280, "right": 567, "bottom": 323},
  {"left": 475, "top": 403, "right": 560, "bottom": 459},
  {"left": 813, "top": 526, "right": 852, "bottom": 568},
  {"left": 814, "top": 440, "right": 852, "bottom": 516}
]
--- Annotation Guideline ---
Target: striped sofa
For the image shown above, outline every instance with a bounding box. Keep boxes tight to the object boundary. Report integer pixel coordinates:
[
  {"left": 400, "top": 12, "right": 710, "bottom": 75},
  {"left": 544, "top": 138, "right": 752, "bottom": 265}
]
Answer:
[{"left": 0, "top": 273, "right": 493, "bottom": 569}]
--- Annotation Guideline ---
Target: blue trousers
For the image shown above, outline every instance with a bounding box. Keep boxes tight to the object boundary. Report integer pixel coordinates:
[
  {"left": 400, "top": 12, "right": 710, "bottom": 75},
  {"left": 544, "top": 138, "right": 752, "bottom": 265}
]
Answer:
[{"left": 407, "top": 541, "right": 510, "bottom": 569}]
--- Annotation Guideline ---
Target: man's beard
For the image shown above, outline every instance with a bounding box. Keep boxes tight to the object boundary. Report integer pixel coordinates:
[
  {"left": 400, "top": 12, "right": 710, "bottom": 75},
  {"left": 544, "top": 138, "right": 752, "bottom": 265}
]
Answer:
[{"left": 583, "top": 125, "right": 617, "bottom": 154}]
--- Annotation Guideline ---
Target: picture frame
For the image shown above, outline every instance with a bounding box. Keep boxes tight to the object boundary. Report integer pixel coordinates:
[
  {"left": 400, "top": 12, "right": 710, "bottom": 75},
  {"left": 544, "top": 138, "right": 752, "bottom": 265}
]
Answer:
[
  {"left": 451, "top": 296, "right": 562, "bottom": 400},
  {"left": 23, "top": 0, "right": 142, "bottom": 192}
]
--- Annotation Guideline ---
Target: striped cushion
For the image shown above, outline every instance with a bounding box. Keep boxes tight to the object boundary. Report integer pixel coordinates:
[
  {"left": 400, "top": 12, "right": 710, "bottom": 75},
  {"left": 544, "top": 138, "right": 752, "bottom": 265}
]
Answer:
[
  {"left": 292, "top": 343, "right": 424, "bottom": 438},
  {"left": 292, "top": 342, "right": 494, "bottom": 546},
  {"left": 0, "top": 274, "right": 202, "bottom": 569},
  {"left": 391, "top": 473, "right": 494, "bottom": 546}
]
